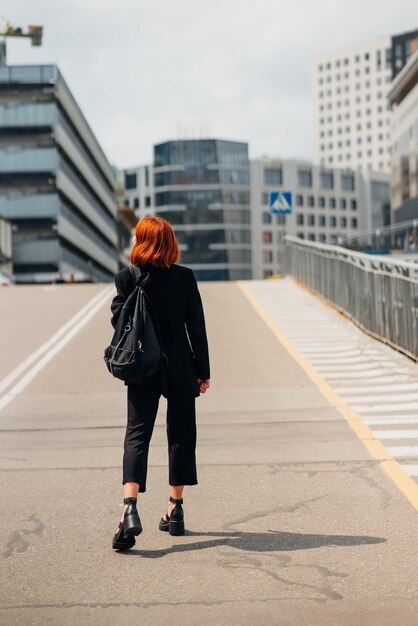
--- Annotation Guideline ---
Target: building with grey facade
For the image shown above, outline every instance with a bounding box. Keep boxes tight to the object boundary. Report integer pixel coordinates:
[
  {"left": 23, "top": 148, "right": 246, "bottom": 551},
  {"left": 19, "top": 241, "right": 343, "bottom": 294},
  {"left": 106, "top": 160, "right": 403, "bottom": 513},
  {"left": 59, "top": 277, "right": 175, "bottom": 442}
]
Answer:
[
  {"left": 0, "top": 64, "right": 119, "bottom": 283},
  {"left": 250, "top": 158, "right": 390, "bottom": 279},
  {"left": 388, "top": 50, "right": 418, "bottom": 223}
]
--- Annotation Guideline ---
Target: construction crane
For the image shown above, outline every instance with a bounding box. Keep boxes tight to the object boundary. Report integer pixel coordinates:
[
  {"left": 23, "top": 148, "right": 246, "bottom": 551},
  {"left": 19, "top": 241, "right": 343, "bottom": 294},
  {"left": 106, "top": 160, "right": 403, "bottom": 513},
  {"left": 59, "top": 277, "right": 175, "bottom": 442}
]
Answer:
[{"left": 0, "top": 22, "right": 43, "bottom": 66}]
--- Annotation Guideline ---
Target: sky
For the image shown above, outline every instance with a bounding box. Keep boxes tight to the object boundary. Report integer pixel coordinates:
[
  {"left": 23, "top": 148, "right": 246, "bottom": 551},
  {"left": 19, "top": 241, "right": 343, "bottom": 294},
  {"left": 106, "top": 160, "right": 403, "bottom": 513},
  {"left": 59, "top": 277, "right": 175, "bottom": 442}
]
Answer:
[{"left": 1, "top": 0, "right": 417, "bottom": 169}]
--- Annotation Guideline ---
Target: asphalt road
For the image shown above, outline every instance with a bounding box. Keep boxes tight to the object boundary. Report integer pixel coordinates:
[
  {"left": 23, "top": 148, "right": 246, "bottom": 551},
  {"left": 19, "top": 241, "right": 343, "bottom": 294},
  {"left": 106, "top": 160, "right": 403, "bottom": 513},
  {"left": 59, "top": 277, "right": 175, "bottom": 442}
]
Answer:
[{"left": 0, "top": 279, "right": 417, "bottom": 626}]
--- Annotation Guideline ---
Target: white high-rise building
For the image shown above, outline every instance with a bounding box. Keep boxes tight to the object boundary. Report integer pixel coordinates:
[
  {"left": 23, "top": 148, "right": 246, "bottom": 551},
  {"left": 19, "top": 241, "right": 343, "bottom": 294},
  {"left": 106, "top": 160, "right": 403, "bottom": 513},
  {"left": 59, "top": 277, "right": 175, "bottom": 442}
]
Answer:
[
  {"left": 250, "top": 158, "right": 390, "bottom": 279},
  {"left": 313, "top": 36, "right": 393, "bottom": 174}
]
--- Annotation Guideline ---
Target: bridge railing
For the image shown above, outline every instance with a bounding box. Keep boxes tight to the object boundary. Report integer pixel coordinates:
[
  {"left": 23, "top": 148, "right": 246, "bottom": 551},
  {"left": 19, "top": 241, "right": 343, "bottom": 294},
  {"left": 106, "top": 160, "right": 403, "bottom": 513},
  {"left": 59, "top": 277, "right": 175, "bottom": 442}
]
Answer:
[{"left": 282, "top": 236, "right": 418, "bottom": 361}]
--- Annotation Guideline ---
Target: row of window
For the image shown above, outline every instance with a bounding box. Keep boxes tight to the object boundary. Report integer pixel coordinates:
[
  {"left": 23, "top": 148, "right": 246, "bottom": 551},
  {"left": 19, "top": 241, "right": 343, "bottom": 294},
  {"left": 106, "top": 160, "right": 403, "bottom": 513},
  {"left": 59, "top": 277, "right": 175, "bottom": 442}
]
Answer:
[
  {"left": 319, "top": 74, "right": 391, "bottom": 87},
  {"left": 320, "top": 138, "right": 387, "bottom": 149},
  {"left": 319, "top": 82, "right": 390, "bottom": 100},
  {"left": 317, "top": 49, "right": 391, "bottom": 72},
  {"left": 262, "top": 169, "right": 354, "bottom": 191},
  {"left": 320, "top": 151, "right": 387, "bottom": 163},
  {"left": 318, "top": 107, "right": 389, "bottom": 123},
  {"left": 319, "top": 97, "right": 389, "bottom": 111},
  {"left": 295, "top": 214, "right": 358, "bottom": 227},
  {"left": 295, "top": 195, "right": 357, "bottom": 208},
  {"left": 320, "top": 121, "right": 387, "bottom": 137},
  {"left": 124, "top": 196, "right": 152, "bottom": 209},
  {"left": 320, "top": 157, "right": 390, "bottom": 171},
  {"left": 319, "top": 107, "right": 391, "bottom": 124}
]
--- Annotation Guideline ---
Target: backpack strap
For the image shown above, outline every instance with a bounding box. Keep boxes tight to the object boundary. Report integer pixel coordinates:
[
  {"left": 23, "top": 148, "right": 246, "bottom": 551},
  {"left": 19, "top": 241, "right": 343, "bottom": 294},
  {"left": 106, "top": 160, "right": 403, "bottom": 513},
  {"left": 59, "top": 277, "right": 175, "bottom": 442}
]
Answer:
[
  {"left": 129, "top": 264, "right": 150, "bottom": 288},
  {"left": 128, "top": 265, "right": 168, "bottom": 368}
]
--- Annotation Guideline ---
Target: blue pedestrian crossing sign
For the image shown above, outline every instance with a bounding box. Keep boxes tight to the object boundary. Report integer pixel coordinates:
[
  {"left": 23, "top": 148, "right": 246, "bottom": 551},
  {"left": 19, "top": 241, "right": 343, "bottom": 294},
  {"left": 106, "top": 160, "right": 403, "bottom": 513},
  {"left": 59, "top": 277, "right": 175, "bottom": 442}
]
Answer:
[{"left": 269, "top": 191, "right": 292, "bottom": 214}]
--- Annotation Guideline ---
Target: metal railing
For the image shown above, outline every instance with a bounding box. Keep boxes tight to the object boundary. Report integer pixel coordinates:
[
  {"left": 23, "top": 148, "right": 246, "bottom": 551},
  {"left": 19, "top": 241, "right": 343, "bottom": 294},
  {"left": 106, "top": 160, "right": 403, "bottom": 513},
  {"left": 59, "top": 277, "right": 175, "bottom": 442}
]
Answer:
[{"left": 282, "top": 236, "right": 418, "bottom": 361}]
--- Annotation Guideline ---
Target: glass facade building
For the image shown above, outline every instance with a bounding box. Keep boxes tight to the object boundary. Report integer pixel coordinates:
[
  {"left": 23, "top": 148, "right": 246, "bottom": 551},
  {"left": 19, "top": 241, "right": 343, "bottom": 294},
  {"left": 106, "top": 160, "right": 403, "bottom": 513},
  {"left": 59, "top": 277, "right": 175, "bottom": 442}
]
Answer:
[
  {"left": 153, "top": 140, "right": 252, "bottom": 280},
  {"left": 0, "top": 64, "right": 119, "bottom": 283}
]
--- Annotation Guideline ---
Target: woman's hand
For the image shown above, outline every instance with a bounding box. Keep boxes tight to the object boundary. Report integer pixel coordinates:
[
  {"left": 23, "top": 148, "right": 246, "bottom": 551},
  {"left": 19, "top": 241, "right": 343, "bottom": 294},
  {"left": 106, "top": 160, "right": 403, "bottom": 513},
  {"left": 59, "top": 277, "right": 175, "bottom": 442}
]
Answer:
[{"left": 198, "top": 378, "right": 210, "bottom": 394}]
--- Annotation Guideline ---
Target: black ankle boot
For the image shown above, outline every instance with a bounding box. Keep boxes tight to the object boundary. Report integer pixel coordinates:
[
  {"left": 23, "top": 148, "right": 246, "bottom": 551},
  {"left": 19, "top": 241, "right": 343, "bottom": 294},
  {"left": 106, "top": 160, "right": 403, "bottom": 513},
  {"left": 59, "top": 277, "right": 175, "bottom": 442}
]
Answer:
[
  {"left": 123, "top": 497, "right": 142, "bottom": 536},
  {"left": 159, "top": 497, "right": 185, "bottom": 536},
  {"left": 112, "top": 497, "right": 142, "bottom": 551}
]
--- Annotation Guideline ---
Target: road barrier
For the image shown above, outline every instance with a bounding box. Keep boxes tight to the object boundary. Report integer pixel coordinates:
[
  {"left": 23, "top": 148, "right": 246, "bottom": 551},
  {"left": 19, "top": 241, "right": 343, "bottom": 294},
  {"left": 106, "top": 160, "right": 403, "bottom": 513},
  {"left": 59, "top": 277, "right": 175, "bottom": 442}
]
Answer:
[{"left": 282, "top": 236, "right": 418, "bottom": 361}]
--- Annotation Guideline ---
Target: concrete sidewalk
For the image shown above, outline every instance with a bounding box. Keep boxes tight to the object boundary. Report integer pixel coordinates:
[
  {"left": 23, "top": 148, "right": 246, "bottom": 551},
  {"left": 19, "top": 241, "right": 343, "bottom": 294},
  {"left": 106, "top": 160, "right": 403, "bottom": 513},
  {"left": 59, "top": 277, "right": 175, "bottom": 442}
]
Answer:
[{"left": 0, "top": 280, "right": 417, "bottom": 625}]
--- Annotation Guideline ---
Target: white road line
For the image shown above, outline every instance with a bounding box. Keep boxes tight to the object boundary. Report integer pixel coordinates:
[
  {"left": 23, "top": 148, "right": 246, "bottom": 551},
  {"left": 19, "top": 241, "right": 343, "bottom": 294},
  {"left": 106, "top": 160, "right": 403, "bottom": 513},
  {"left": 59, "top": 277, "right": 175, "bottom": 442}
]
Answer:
[
  {"left": 316, "top": 362, "right": 396, "bottom": 372},
  {"left": 335, "top": 383, "right": 418, "bottom": 394},
  {"left": 333, "top": 376, "right": 413, "bottom": 385},
  {"left": 353, "top": 402, "right": 418, "bottom": 413},
  {"left": 0, "top": 287, "right": 113, "bottom": 413},
  {"left": 346, "top": 392, "right": 418, "bottom": 404},
  {"left": 400, "top": 465, "right": 418, "bottom": 476},
  {"left": 309, "top": 356, "right": 389, "bottom": 365},
  {"left": 364, "top": 417, "right": 418, "bottom": 426},
  {"left": 372, "top": 429, "right": 418, "bottom": 440},
  {"left": 321, "top": 370, "right": 397, "bottom": 379},
  {"left": 386, "top": 446, "right": 418, "bottom": 458},
  {"left": 0, "top": 287, "right": 112, "bottom": 397}
]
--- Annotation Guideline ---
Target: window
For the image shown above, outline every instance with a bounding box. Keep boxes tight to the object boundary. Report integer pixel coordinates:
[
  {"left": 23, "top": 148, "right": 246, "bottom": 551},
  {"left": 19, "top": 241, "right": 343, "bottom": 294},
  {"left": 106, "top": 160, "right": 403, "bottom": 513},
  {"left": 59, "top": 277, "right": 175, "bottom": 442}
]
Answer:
[
  {"left": 319, "top": 234, "right": 326, "bottom": 243},
  {"left": 308, "top": 215, "right": 315, "bottom": 226},
  {"left": 276, "top": 215, "right": 286, "bottom": 225},
  {"left": 263, "top": 250, "right": 273, "bottom": 263},
  {"left": 341, "top": 173, "right": 355, "bottom": 191},
  {"left": 330, "top": 216, "right": 337, "bottom": 227},
  {"left": 262, "top": 212, "right": 272, "bottom": 224},
  {"left": 319, "top": 215, "right": 326, "bottom": 226},
  {"left": 263, "top": 270, "right": 273, "bottom": 279},
  {"left": 307, "top": 195, "right": 315, "bottom": 207},
  {"left": 133, "top": 197, "right": 140, "bottom": 209},
  {"left": 145, "top": 166, "right": 150, "bottom": 187},
  {"left": 262, "top": 231, "right": 272, "bottom": 243},
  {"left": 340, "top": 217, "right": 347, "bottom": 228},
  {"left": 262, "top": 193, "right": 269, "bottom": 205},
  {"left": 264, "top": 168, "right": 282, "bottom": 185},
  {"left": 308, "top": 233, "right": 316, "bottom": 241},
  {"left": 318, "top": 196, "right": 325, "bottom": 208},
  {"left": 350, "top": 199, "right": 357, "bottom": 210},
  {"left": 296, "top": 214, "right": 304, "bottom": 225},
  {"left": 351, "top": 217, "right": 358, "bottom": 228},
  {"left": 297, "top": 169, "right": 312, "bottom": 187},
  {"left": 329, "top": 197, "right": 336, "bottom": 208},
  {"left": 296, "top": 232, "right": 304, "bottom": 239},
  {"left": 340, "top": 198, "right": 347, "bottom": 209},
  {"left": 320, "top": 171, "right": 334, "bottom": 189},
  {"left": 296, "top": 194, "right": 304, "bottom": 206},
  {"left": 145, "top": 196, "right": 151, "bottom": 207},
  {"left": 125, "top": 172, "right": 137, "bottom": 189}
]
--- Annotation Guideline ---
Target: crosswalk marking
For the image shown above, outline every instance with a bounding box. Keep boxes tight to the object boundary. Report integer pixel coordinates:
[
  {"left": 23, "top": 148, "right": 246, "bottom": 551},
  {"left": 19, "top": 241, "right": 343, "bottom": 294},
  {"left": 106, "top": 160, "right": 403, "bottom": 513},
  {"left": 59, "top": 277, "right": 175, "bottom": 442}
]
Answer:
[{"left": 241, "top": 278, "right": 418, "bottom": 492}]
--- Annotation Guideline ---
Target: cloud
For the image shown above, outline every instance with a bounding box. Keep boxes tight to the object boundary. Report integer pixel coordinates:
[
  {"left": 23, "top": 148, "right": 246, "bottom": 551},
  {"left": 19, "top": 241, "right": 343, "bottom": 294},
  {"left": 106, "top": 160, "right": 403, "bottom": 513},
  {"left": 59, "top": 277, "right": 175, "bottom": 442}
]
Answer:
[{"left": 2, "top": 0, "right": 417, "bottom": 167}]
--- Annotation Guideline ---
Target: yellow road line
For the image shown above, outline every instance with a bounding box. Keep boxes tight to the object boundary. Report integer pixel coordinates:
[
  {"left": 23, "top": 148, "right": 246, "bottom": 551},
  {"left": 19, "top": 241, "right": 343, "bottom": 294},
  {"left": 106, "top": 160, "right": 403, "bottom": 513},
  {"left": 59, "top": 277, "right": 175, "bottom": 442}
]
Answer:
[{"left": 237, "top": 281, "right": 418, "bottom": 512}]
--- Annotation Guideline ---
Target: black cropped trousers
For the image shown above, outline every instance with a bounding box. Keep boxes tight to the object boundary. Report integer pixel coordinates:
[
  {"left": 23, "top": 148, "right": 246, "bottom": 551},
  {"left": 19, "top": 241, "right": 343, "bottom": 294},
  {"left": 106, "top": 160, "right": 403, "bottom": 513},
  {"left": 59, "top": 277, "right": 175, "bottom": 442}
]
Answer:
[{"left": 122, "top": 384, "right": 197, "bottom": 492}]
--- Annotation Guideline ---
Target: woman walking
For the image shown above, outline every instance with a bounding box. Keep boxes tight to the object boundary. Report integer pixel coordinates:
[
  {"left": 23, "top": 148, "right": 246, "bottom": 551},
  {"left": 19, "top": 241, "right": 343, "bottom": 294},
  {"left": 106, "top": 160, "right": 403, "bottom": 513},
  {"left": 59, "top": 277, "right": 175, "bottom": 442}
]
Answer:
[{"left": 110, "top": 216, "right": 210, "bottom": 550}]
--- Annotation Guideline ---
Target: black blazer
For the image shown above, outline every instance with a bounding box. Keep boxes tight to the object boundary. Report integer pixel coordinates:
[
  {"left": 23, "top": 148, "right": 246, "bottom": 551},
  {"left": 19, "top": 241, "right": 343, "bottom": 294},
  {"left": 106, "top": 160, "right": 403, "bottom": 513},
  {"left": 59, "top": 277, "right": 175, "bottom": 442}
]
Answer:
[{"left": 110, "top": 263, "right": 210, "bottom": 398}]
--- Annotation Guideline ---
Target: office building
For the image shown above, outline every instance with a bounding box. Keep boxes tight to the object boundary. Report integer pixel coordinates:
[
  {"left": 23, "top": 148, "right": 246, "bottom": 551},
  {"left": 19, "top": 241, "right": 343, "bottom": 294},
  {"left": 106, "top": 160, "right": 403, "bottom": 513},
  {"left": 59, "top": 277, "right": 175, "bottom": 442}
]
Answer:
[
  {"left": 250, "top": 159, "right": 389, "bottom": 279},
  {"left": 120, "top": 164, "right": 154, "bottom": 220},
  {"left": 313, "top": 29, "right": 418, "bottom": 175},
  {"left": 0, "top": 64, "right": 119, "bottom": 283},
  {"left": 388, "top": 50, "right": 418, "bottom": 222},
  {"left": 123, "top": 139, "right": 252, "bottom": 281}
]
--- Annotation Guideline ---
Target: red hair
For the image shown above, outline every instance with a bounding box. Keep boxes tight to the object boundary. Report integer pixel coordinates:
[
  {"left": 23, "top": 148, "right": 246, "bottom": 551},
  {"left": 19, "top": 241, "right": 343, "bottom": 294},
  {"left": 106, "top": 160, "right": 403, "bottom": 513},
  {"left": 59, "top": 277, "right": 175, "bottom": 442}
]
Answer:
[{"left": 130, "top": 216, "right": 180, "bottom": 268}]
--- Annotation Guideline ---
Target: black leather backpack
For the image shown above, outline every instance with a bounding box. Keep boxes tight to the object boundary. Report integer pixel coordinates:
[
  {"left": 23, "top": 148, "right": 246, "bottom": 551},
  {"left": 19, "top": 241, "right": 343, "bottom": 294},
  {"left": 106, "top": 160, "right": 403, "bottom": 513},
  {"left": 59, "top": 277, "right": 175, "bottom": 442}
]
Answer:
[{"left": 103, "top": 265, "right": 168, "bottom": 384}]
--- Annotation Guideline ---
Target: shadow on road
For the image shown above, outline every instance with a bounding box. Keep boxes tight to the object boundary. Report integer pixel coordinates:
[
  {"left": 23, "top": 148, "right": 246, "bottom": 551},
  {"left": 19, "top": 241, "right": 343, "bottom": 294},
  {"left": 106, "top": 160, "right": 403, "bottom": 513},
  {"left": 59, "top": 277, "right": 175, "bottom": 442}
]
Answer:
[{"left": 119, "top": 530, "right": 386, "bottom": 558}]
